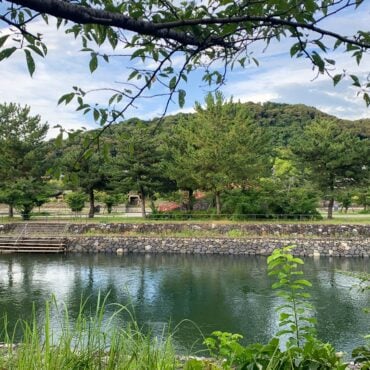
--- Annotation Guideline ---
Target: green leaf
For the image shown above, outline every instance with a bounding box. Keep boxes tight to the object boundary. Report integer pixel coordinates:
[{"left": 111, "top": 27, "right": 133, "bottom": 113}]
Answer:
[
  {"left": 26, "top": 44, "right": 45, "bottom": 57},
  {"left": 58, "top": 92, "right": 75, "bottom": 105},
  {"left": 0, "top": 47, "right": 17, "bottom": 62},
  {"left": 363, "top": 93, "right": 370, "bottom": 106},
  {"left": 314, "top": 40, "right": 327, "bottom": 52},
  {"left": 128, "top": 70, "right": 139, "bottom": 80},
  {"left": 89, "top": 54, "right": 98, "bottom": 73},
  {"left": 93, "top": 108, "right": 100, "bottom": 121},
  {"left": 169, "top": 76, "right": 177, "bottom": 90},
  {"left": 333, "top": 74, "right": 342, "bottom": 86},
  {"left": 350, "top": 74, "right": 361, "bottom": 87},
  {"left": 290, "top": 43, "right": 301, "bottom": 57},
  {"left": 311, "top": 52, "right": 325, "bottom": 73},
  {"left": 294, "top": 279, "right": 312, "bottom": 287},
  {"left": 334, "top": 39, "right": 342, "bottom": 50},
  {"left": 130, "top": 49, "right": 144, "bottom": 60},
  {"left": 24, "top": 49, "right": 35, "bottom": 76},
  {"left": 0, "top": 35, "right": 9, "bottom": 48},
  {"left": 324, "top": 58, "right": 335, "bottom": 65}
]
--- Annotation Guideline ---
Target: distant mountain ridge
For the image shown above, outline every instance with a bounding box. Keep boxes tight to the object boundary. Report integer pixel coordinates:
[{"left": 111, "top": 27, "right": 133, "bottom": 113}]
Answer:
[{"left": 101, "top": 101, "right": 370, "bottom": 147}]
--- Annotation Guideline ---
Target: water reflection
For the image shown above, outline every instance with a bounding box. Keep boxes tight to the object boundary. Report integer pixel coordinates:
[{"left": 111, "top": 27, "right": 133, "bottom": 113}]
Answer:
[{"left": 0, "top": 253, "right": 369, "bottom": 354}]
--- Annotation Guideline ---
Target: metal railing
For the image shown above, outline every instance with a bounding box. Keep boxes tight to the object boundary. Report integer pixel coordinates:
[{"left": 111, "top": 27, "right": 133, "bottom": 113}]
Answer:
[
  {"left": 14, "top": 223, "right": 28, "bottom": 248},
  {"left": 0, "top": 212, "right": 322, "bottom": 223}
]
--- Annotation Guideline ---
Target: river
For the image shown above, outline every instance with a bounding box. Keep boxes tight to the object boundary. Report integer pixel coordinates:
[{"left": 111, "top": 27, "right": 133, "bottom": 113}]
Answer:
[{"left": 0, "top": 253, "right": 369, "bottom": 356}]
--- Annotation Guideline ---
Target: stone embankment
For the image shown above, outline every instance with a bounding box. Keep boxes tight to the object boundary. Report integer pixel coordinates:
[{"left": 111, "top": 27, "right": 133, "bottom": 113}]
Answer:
[
  {"left": 64, "top": 222, "right": 369, "bottom": 257},
  {"left": 1, "top": 222, "right": 369, "bottom": 257},
  {"left": 66, "top": 223, "right": 370, "bottom": 237},
  {"left": 67, "top": 235, "right": 369, "bottom": 257}
]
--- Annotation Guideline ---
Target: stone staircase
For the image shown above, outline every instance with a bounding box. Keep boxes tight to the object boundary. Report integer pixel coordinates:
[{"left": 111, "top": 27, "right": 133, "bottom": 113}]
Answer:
[
  {"left": 10, "top": 222, "right": 68, "bottom": 236},
  {"left": 0, "top": 223, "right": 68, "bottom": 253}
]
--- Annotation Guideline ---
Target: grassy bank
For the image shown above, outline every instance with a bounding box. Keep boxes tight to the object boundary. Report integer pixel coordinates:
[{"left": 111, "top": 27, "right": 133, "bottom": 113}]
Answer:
[{"left": 1, "top": 214, "right": 369, "bottom": 224}]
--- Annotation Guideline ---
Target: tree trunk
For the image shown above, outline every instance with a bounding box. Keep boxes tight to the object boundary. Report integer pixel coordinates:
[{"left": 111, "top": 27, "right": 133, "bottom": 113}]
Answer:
[
  {"left": 215, "top": 191, "right": 221, "bottom": 215},
  {"left": 140, "top": 192, "right": 146, "bottom": 218},
  {"left": 88, "top": 189, "right": 95, "bottom": 218},
  {"left": 8, "top": 204, "right": 13, "bottom": 218},
  {"left": 188, "top": 189, "right": 194, "bottom": 211},
  {"left": 327, "top": 197, "right": 334, "bottom": 219}
]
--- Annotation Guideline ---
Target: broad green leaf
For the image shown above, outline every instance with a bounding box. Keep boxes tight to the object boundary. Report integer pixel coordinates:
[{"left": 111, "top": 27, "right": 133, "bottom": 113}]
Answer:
[
  {"left": 24, "top": 49, "right": 35, "bottom": 76},
  {"left": 350, "top": 74, "right": 361, "bottom": 87},
  {"left": 89, "top": 54, "right": 98, "bottom": 73},
  {"left": 294, "top": 279, "right": 312, "bottom": 287},
  {"left": 0, "top": 46, "right": 17, "bottom": 62},
  {"left": 58, "top": 92, "right": 75, "bottom": 105}
]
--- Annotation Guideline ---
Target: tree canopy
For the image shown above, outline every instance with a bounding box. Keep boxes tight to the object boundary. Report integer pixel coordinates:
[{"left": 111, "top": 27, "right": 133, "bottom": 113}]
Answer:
[
  {"left": 292, "top": 119, "right": 370, "bottom": 219},
  {"left": 166, "top": 93, "right": 272, "bottom": 214},
  {"left": 1, "top": 0, "right": 370, "bottom": 126},
  {"left": 0, "top": 102, "right": 50, "bottom": 218}
]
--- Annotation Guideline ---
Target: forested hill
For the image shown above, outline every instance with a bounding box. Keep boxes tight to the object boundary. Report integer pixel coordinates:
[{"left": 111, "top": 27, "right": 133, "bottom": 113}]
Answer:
[{"left": 105, "top": 101, "right": 370, "bottom": 147}]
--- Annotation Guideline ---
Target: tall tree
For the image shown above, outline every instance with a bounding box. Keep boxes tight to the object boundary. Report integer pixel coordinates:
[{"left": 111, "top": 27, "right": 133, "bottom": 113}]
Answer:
[
  {"left": 168, "top": 93, "right": 271, "bottom": 215},
  {"left": 60, "top": 133, "right": 110, "bottom": 218},
  {"left": 292, "top": 120, "right": 370, "bottom": 219},
  {"left": 164, "top": 116, "right": 200, "bottom": 212},
  {"left": 112, "top": 124, "right": 174, "bottom": 217},
  {"left": 0, "top": 1, "right": 369, "bottom": 127},
  {"left": 0, "top": 103, "right": 49, "bottom": 218}
]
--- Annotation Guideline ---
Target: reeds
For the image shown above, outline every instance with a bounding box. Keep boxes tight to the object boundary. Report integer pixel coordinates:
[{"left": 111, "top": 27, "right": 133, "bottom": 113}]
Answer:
[{"left": 0, "top": 293, "right": 178, "bottom": 369}]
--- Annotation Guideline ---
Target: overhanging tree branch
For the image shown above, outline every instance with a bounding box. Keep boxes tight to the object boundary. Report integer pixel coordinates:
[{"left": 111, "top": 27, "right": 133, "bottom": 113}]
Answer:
[{"left": 9, "top": 0, "right": 370, "bottom": 50}]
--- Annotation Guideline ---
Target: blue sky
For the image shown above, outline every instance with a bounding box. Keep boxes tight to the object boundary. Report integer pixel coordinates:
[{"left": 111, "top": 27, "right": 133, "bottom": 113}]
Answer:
[{"left": 0, "top": 1, "right": 370, "bottom": 138}]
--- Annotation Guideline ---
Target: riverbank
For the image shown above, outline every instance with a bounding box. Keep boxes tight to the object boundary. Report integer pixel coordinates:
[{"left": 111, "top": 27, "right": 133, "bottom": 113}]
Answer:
[{"left": 1, "top": 222, "right": 369, "bottom": 257}]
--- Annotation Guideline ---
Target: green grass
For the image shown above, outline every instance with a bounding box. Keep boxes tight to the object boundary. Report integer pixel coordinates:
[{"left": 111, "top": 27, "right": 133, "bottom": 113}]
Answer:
[
  {"left": 0, "top": 294, "right": 180, "bottom": 370},
  {"left": 1, "top": 211, "right": 369, "bottom": 225}
]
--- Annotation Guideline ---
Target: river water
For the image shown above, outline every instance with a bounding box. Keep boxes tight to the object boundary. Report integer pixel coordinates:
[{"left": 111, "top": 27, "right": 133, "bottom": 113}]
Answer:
[{"left": 0, "top": 253, "right": 369, "bottom": 356}]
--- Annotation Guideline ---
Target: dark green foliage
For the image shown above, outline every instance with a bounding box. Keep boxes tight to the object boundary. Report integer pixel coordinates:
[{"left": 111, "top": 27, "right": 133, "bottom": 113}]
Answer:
[
  {"left": 292, "top": 120, "right": 370, "bottom": 219},
  {"left": 106, "top": 103, "right": 370, "bottom": 149},
  {"left": 165, "top": 93, "right": 272, "bottom": 215},
  {"left": 112, "top": 123, "right": 175, "bottom": 217},
  {"left": 221, "top": 188, "right": 321, "bottom": 220},
  {"left": 102, "top": 194, "right": 121, "bottom": 213},
  {"left": 352, "top": 346, "right": 370, "bottom": 368},
  {"left": 59, "top": 133, "right": 111, "bottom": 218},
  {"left": 0, "top": 103, "right": 50, "bottom": 218},
  {"left": 65, "top": 192, "right": 87, "bottom": 213}
]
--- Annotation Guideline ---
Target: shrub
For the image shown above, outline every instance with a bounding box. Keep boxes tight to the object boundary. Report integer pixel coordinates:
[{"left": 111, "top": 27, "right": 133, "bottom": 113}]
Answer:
[{"left": 65, "top": 192, "right": 87, "bottom": 214}]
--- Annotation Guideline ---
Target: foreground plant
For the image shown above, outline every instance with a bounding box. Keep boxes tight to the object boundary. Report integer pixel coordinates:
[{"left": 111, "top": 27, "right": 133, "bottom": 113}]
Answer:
[
  {"left": 203, "top": 246, "right": 346, "bottom": 369},
  {"left": 0, "top": 294, "right": 178, "bottom": 370},
  {"left": 340, "top": 271, "right": 370, "bottom": 369}
]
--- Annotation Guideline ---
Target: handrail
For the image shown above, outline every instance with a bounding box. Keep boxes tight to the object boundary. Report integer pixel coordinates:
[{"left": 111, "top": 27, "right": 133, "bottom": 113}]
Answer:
[
  {"left": 59, "top": 223, "right": 69, "bottom": 249},
  {"left": 14, "top": 223, "right": 28, "bottom": 248}
]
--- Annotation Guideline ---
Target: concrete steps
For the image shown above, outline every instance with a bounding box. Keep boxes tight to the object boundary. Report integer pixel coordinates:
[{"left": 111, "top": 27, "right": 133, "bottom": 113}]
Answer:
[
  {"left": 0, "top": 223, "right": 68, "bottom": 253},
  {"left": 0, "top": 237, "right": 66, "bottom": 253}
]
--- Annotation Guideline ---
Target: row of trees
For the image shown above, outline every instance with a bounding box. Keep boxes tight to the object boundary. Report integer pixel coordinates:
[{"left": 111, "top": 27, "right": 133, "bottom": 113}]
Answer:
[{"left": 0, "top": 97, "right": 369, "bottom": 220}]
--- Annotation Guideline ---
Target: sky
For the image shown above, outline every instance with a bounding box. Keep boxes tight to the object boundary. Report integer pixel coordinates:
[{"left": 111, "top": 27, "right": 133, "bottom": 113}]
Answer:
[{"left": 0, "top": 1, "right": 370, "bottom": 138}]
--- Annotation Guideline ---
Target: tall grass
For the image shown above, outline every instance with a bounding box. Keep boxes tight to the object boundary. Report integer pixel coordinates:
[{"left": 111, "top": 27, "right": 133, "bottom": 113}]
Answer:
[{"left": 0, "top": 294, "right": 178, "bottom": 369}]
